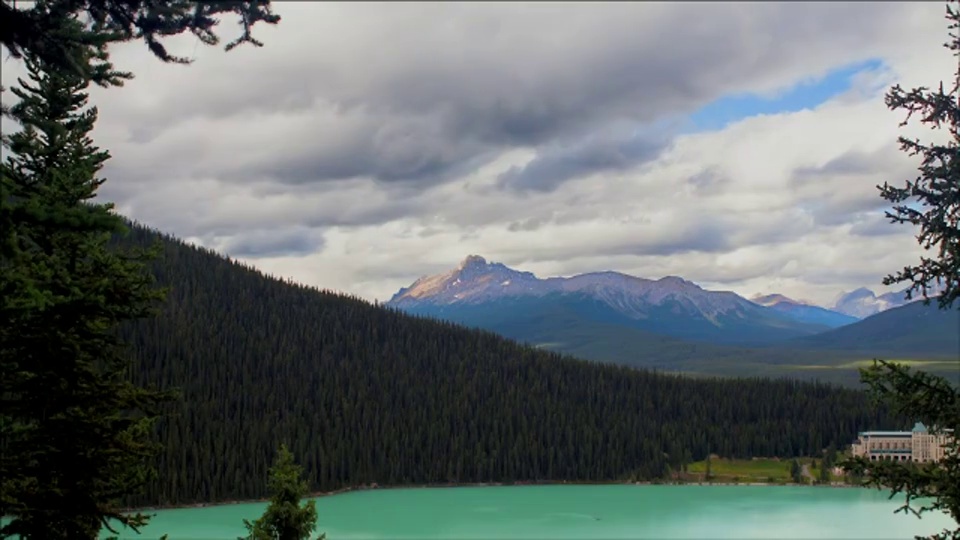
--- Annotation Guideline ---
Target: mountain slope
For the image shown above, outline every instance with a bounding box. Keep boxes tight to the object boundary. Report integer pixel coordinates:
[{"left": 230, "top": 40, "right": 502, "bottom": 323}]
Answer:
[
  {"left": 791, "top": 300, "right": 960, "bottom": 357},
  {"left": 389, "top": 256, "right": 830, "bottom": 346},
  {"left": 751, "top": 293, "right": 857, "bottom": 328},
  {"left": 113, "top": 224, "right": 898, "bottom": 508}
]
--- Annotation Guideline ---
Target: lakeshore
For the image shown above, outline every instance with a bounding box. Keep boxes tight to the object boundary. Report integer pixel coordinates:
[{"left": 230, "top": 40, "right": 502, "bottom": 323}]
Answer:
[
  {"left": 129, "top": 455, "right": 858, "bottom": 513},
  {"left": 130, "top": 475, "right": 861, "bottom": 514}
]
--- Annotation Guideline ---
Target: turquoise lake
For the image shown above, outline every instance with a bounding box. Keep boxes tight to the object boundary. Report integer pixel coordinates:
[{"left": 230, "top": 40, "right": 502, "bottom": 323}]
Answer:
[{"left": 100, "top": 484, "right": 958, "bottom": 539}]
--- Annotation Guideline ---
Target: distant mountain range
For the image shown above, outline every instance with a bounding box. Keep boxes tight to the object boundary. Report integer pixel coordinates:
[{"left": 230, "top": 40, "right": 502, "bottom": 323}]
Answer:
[
  {"left": 831, "top": 287, "right": 912, "bottom": 318},
  {"left": 386, "top": 256, "right": 959, "bottom": 375},
  {"left": 751, "top": 293, "right": 859, "bottom": 328},
  {"left": 388, "top": 256, "right": 848, "bottom": 346}
]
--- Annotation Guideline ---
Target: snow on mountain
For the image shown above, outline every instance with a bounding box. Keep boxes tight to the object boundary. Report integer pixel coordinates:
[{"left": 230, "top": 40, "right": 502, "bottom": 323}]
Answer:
[
  {"left": 389, "top": 256, "right": 802, "bottom": 324},
  {"left": 388, "top": 255, "right": 877, "bottom": 346},
  {"left": 390, "top": 255, "right": 542, "bottom": 305}
]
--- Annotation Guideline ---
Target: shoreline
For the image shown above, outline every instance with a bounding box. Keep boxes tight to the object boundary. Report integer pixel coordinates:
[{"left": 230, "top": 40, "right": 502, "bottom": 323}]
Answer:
[{"left": 128, "top": 478, "right": 863, "bottom": 514}]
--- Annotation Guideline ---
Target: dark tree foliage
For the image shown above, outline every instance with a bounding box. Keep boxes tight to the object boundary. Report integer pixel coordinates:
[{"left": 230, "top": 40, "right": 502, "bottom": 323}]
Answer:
[
  {"left": 879, "top": 1, "right": 960, "bottom": 309},
  {"left": 819, "top": 443, "right": 837, "bottom": 484},
  {"left": 790, "top": 459, "right": 803, "bottom": 484},
  {"left": 841, "top": 4, "right": 960, "bottom": 540},
  {"left": 1, "top": 2, "right": 277, "bottom": 537},
  {"left": 0, "top": 0, "right": 280, "bottom": 88},
  {"left": 111, "top": 224, "right": 902, "bottom": 509},
  {"left": 241, "top": 444, "right": 323, "bottom": 540},
  {"left": 0, "top": 32, "right": 171, "bottom": 540}
]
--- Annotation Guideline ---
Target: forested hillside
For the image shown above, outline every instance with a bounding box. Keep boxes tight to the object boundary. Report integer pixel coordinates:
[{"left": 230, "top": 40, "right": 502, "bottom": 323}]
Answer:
[
  {"left": 116, "top": 224, "right": 901, "bottom": 509},
  {"left": 790, "top": 301, "right": 960, "bottom": 357}
]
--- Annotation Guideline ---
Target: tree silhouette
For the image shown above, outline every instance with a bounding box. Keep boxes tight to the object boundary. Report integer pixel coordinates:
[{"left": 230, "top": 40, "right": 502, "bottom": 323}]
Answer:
[
  {"left": 0, "top": 0, "right": 280, "bottom": 88},
  {"left": 0, "top": 18, "right": 172, "bottom": 538},
  {"left": 841, "top": 4, "right": 960, "bottom": 540},
  {"left": 879, "top": 1, "right": 960, "bottom": 309}
]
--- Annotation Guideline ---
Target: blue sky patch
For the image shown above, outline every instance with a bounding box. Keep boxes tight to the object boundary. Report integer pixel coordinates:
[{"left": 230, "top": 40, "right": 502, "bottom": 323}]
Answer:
[{"left": 684, "top": 58, "right": 886, "bottom": 133}]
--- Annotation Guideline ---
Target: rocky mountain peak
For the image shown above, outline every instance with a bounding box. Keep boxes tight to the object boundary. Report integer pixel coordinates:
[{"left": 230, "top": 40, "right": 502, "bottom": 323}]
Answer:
[{"left": 459, "top": 255, "right": 488, "bottom": 270}]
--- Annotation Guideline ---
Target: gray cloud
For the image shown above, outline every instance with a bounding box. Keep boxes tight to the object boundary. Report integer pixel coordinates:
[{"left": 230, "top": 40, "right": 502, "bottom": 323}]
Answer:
[
  {"left": 72, "top": 1, "right": 922, "bottom": 192},
  {"left": 793, "top": 149, "right": 883, "bottom": 180},
  {"left": 103, "top": 174, "right": 440, "bottom": 239},
  {"left": 507, "top": 217, "right": 549, "bottom": 233},
  {"left": 497, "top": 128, "right": 672, "bottom": 192},
  {"left": 632, "top": 222, "right": 733, "bottom": 257},
  {"left": 849, "top": 214, "right": 901, "bottom": 237},
  {"left": 219, "top": 228, "right": 326, "bottom": 258},
  {"left": 687, "top": 168, "right": 729, "bottom": 196},
  {"left": 243, "top": 113, "right": 497, "bottom": 186},
  {"left": 805, "top": 199, "right": 890, "bottom": 227},
  {"left": 790, "top": 146, "right": 912, "bottom": 227},
  {"left": 501, "top": 217, "right": 734, "bottom": 263},
  {"left": 802, "top": 268, "right": 895, "bottom": 288}
]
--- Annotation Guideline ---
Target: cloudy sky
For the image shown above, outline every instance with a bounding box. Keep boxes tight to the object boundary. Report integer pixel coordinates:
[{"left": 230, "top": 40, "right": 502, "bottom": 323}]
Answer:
[{"left": 2, "top": 2, "right": 956, "bottom": 306}]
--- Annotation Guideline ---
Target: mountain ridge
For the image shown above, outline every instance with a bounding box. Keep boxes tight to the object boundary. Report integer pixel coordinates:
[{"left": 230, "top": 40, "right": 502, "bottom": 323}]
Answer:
[
  {"left": 386, "top": 256, "right": 958, "bottom": 379},
  {"left": 388, "top": 255, "right": 849, "bottom": 345}
]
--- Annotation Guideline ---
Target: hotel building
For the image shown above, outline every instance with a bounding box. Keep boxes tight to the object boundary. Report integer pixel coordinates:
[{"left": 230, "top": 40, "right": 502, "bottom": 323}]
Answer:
[{"left": 850, "top": 422, "right": 952, "bottom": 463}]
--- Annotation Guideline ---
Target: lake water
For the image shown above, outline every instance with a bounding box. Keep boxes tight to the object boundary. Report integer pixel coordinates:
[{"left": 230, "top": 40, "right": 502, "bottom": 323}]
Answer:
[{"left": 101, "top": 485, "right": 957, "bottom": 539}]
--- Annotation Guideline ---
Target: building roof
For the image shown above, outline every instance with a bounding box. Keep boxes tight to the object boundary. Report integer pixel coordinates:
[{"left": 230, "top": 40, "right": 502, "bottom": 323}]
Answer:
[
  {"left": 913, "top": 422, "right": 928, "bottom": 433},
  {"left": 859, "top": 431, "right": 912, "bottom": 437}
]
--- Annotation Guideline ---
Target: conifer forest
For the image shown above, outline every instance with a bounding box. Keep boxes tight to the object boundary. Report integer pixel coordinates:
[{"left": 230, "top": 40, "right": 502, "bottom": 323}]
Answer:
[{"left": 117, "top": 225, "right": 899, "bottom": 508}]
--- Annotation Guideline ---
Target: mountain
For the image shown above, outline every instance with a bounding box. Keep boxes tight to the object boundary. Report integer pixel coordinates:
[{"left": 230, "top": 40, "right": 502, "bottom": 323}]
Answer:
[
  {"left": 750, "top": 293, "right": 858, "bottom": 328},
  {"left": 109, "top": 224, "right": 895, "bottom": 508},
  {"left": 792, "top": 300, "right": 960, "bottom": 358},
  {"left": 386, "top": 256, "right": 959, "bottom": 382},
  {"left": 388, "top": 255, "right": 832, "bottom": 346},
  {"left": 832, "top": 287, "right": 911, "bottom": 318}
]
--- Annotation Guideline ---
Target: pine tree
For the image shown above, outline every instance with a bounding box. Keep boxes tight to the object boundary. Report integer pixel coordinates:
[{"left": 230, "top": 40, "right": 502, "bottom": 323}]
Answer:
[
  {"left": 841, "top": 3, "right": 960, "bottom": 540},
  {"left": 0, "top": 0, "right": 280, "bottom": 89},
  {"left": 240, "top": 444, "right": 323, "bottom": 540},
  {"left": 817, "top": 444, "right": 837, "bottom": 485},
  {"left": 878, "top": 0, "right": 960, "bottom": 308},
  {"left": 0, "top": 21, "right": 172, "bottom": 538},
  {"left": 790, "top": 459, "right": 802, "bottom": 484},
  {"left": 818, "top": 459, "right": 829, "bottom": 485}
]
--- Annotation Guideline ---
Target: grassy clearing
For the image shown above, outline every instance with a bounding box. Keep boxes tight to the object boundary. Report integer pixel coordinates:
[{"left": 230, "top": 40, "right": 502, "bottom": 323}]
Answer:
[
  {"left": 684, "top": 457, "right": 844, "bottom": 484},
  {"left": 687, "top": 457, "right": 793, "bottom": 482},
  {"left": 791, "top": 358, "right": 960, "bottom": 370}
]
